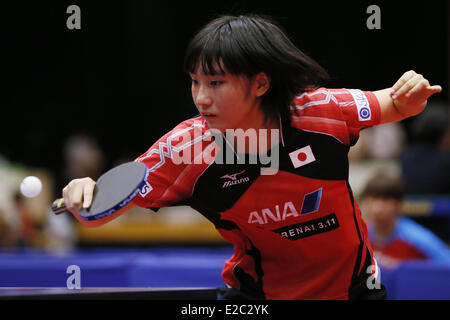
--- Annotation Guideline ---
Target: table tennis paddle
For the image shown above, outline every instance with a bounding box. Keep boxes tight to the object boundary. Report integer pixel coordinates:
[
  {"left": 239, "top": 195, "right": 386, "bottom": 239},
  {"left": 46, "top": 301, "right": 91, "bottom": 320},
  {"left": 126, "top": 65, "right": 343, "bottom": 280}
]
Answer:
[{"left": 51, "top": 161, "right": 149, "bottom": 227}]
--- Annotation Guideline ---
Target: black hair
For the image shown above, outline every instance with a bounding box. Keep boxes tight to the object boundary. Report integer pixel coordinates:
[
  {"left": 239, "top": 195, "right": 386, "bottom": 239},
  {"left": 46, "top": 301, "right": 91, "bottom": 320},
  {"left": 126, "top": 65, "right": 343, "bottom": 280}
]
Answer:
[
  {"left": 361, "top": 172, "right": 405, "bottom": 201},
  {"left": 411, "top": 102, "right": 449, "bottom": 146},
  {"left": 183, "top": 14, "right": 330, "bottom": 123}
]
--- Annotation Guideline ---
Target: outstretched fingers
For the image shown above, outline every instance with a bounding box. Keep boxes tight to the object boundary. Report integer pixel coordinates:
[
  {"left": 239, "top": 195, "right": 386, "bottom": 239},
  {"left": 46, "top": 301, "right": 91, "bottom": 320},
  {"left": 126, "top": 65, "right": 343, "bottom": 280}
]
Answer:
[{"left": 391, "top": 70, "right": 442, "bottom": 101}]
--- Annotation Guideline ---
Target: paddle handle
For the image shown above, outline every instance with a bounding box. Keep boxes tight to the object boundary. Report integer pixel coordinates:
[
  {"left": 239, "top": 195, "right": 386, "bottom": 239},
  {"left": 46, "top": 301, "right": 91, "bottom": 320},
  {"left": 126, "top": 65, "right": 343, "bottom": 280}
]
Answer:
[{"left": 51, "top": 198, "right": 67, "bottom": 215}]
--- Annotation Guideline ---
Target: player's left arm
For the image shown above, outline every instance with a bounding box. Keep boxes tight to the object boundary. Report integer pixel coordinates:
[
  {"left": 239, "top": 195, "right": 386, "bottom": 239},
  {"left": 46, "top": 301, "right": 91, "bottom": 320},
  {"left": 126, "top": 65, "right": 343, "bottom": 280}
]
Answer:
[{"left": 374, "top": 70, "right": 442, "bottom": 124}]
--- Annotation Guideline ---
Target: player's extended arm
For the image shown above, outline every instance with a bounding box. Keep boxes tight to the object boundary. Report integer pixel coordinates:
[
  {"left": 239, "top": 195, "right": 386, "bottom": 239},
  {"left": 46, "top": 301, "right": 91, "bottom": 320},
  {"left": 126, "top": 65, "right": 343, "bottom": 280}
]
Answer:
[{"left": 374, "top": 70, "right": 442, "bottom": 124}]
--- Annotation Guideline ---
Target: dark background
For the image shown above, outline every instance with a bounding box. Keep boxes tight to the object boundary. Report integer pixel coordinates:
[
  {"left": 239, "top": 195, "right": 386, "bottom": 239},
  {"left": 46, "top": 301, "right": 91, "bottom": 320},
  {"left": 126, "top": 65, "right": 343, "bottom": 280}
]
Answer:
[{"left": 3, "top": 0, "right": 448, "bottom": 191}]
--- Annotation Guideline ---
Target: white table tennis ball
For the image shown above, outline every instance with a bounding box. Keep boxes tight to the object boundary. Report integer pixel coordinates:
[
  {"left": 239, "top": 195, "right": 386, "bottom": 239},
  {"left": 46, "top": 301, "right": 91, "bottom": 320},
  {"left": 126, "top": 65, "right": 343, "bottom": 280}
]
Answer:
[{"left": 20, "top": 176, "right": 42, "bottom": 198}]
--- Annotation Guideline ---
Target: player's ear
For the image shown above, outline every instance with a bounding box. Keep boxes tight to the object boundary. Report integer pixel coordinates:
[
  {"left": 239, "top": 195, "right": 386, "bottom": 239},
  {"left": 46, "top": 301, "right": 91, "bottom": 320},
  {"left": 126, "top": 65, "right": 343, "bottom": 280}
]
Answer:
[{"left": 254, "top": 72, "right": 270, "bottom": 97}]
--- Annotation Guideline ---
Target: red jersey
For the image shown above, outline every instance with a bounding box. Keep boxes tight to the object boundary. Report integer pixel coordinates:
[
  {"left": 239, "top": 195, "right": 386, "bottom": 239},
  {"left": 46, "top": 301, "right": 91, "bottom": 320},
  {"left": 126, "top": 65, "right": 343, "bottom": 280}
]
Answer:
[{"left": 134, "top": 88, "right": 383, "bottom": 299}]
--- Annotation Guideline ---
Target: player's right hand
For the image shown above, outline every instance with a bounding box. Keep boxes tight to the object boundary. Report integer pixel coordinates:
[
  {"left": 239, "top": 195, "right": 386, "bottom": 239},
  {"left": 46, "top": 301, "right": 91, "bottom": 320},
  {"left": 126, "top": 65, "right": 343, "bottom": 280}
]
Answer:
[{"left": 62, "top": 177, "right": 96, "bottom": 213}]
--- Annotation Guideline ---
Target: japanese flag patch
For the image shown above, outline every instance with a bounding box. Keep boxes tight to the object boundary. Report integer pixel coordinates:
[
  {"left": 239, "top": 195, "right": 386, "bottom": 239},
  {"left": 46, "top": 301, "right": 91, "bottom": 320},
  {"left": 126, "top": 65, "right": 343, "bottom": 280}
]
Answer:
[{"left": 289, "top": 145, "right": 316, "bottom": 169}]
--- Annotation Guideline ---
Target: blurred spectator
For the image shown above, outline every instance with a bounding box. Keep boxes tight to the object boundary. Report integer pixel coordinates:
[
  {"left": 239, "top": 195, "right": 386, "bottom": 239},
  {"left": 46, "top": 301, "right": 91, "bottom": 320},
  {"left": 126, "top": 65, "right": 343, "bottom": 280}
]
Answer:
[
  {"left": 0, "top": 208, "right": 18, "bottom": 247},
  {"left": 64, "top": 132, "right": 105, "bottom": 181},
  {"left": 401, "top": 102, "right": 450, "bottom": 194},
  {"left": 348, "top": 122, "right": 405, "bottom": 197},
  {"left": 349, "top": 122, "right": 406, "bottom": 162},
  {"left": 42, "top": 207, "right": 77, "bottom": 253},
  {"left": 361, "top": 171, "right": 450, "bottom": 269},
  {"left": 0, "top": 161, "right": 20, "bottom": 247},
  {"left": 0, "top": 159, "right": 77, "bottom": 251},
  {"left": 55, "top": 132, "right": 106, "bottom": 249},
  {"left": 13, "top": 192, "right": 45, "bottom": 247}
]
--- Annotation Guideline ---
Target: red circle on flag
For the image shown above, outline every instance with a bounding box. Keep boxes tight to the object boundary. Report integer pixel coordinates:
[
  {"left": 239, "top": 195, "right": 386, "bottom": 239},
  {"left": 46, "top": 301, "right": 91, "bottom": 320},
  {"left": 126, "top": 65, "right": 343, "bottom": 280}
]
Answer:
[{"left": 297, "top": 152, "right": 307, "bottom": 162}]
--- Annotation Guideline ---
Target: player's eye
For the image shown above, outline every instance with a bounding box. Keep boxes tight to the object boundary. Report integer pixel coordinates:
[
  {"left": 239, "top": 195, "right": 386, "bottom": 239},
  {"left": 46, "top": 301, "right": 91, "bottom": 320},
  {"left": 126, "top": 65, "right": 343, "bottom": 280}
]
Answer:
[
  {"left": 210, "top": 80, "right": 223, "bottom": 87},
  {"left": 190, "top": 79, "right": 199, "bottom": 85}
]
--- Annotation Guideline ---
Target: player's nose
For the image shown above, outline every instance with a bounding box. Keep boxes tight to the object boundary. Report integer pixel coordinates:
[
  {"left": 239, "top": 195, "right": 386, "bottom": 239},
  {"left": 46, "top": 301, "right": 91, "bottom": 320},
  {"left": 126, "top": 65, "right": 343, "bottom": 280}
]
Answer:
[{"left": 194, "top": 86, "right": 213, "bottom": 109}]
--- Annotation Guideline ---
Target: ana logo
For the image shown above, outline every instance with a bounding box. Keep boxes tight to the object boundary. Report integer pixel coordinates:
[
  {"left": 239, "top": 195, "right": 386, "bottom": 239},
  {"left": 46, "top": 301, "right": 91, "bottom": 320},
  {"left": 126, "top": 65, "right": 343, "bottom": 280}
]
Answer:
[
  {"left": 221, "top": 170, "right": 250, "bottom": 188},
  {"left": 248, "top": 188, "right": 323, "bottom": 225}
]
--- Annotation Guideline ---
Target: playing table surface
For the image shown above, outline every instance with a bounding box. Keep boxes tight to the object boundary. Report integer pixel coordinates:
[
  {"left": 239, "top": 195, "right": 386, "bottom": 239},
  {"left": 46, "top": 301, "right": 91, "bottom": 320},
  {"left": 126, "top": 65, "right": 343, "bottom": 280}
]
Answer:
[{"left": 0, "top": 287, "right": 218, "bottom": 300}]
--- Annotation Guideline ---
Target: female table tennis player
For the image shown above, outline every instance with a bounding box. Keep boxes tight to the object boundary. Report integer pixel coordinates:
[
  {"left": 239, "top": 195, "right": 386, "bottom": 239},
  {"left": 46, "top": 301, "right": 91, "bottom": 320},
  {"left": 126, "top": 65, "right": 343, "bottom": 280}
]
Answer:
[{"left": 62, "top": 15, "right": 442, "bottom": 299}]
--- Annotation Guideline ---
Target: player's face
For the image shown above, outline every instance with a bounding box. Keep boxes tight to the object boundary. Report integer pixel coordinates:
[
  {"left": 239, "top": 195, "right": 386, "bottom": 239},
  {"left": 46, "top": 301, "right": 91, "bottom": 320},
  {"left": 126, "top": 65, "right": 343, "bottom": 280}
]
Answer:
[
  {"left": 189, "top": 66, "right": 267, "bottom": 132},
  {"left": 363, "top": 196, "right": 400, "bottom": 228}
]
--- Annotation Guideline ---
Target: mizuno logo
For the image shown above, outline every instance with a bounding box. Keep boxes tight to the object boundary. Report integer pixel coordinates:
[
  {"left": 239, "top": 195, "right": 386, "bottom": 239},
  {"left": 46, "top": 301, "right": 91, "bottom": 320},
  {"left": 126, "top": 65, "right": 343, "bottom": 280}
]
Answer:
[
  {"left": 221, "top": 170, "right": 245, "bottom": 181},
  {"left": 221, "top": 170, "right": 249, "bottom": 188}
]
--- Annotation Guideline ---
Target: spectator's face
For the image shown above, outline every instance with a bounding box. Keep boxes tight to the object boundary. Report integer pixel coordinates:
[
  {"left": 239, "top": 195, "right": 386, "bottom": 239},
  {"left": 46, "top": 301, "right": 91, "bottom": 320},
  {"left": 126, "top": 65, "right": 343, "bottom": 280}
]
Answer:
[{"left": 363, "top": 196, "right": 401, "bottom": 228}]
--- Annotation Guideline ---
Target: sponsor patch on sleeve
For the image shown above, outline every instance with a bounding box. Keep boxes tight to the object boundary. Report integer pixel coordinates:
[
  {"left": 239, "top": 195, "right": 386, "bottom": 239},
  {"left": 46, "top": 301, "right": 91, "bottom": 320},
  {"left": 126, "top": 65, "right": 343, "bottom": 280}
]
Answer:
[{"left": 348, "top": 89, "right": 371, "bottom": 121}]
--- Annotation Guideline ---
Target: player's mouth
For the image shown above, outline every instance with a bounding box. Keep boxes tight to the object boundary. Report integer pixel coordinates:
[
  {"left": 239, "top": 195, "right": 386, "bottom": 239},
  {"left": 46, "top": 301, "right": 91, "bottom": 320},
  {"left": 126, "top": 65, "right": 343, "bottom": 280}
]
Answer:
[{"left": 202, "top": 112, "right": 216, "bottom": 118}]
